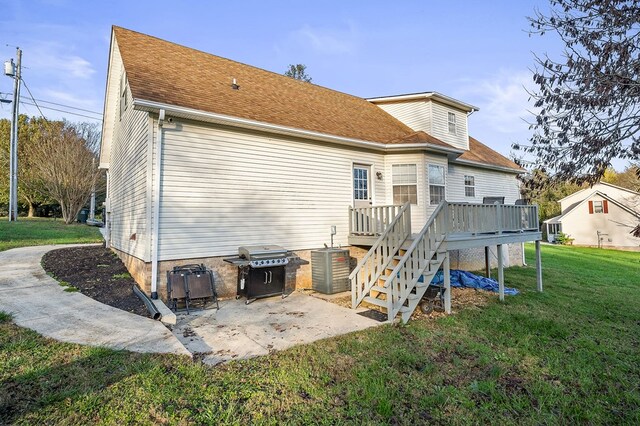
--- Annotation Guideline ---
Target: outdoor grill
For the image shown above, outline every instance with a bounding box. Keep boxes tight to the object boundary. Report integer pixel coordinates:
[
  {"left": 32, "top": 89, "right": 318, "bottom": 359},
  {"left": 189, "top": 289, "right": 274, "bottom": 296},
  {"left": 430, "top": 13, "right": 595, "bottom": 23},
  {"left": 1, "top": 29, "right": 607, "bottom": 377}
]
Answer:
[{"left": 224, "top": 245, "right": 290, "bottom": 304}]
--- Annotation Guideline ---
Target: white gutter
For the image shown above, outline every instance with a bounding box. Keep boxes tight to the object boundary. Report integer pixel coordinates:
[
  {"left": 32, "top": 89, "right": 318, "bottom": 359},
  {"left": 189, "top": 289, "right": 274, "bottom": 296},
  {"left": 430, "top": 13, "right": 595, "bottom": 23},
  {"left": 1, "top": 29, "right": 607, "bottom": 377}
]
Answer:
[
  {"left": 150, "top": 108, "right": 165, "bottom": 299},
  {"left": 452, "top": 158, "right": 525, "bottom": 174},
  {"left": 133, "top": 99, "right": 464, "bottom": 156}
]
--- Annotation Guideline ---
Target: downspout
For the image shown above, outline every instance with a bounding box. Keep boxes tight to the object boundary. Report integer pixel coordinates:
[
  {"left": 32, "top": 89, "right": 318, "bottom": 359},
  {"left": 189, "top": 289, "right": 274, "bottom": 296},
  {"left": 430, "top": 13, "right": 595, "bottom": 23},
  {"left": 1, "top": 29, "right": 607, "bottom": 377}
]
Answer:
[{"left": 150, "top": 109, "right": 165, "bottom": 299}]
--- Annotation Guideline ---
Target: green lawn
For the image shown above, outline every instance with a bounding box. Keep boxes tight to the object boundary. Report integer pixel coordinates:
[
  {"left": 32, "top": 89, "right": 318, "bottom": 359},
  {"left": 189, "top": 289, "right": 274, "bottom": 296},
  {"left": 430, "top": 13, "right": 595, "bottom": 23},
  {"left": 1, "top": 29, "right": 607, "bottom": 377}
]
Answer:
[
  {"left": 1, "top": 244, "right": 639, "bottom": 424},
  {"left": 0, "top": 217, "right": 103, "bottom": 252}
]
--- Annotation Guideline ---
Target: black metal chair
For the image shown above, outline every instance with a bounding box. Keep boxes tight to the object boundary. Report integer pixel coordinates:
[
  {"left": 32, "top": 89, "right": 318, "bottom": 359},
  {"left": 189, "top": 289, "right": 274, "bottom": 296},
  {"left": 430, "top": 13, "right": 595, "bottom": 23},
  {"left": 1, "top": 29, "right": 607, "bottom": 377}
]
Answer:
[
  {"left": 167, "top": 269, "right": 190, "bottom": 313},
  {"left": 185, "top": 269, "right": 219, "bottom": 310}
]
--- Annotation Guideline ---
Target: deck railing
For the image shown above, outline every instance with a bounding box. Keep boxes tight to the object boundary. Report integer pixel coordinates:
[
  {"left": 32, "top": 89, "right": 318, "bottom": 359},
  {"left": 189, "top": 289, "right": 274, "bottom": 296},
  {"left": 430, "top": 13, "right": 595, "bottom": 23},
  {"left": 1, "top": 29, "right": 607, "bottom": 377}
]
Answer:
[
  {"left": 446, "top": 203, "right": 539, "bottom": 234},
  {"left": 349, "top": 202, "right": 539, "bottom": 238},
  {"left": 348, "top": 204, "right": 405, "bottom": 236}
]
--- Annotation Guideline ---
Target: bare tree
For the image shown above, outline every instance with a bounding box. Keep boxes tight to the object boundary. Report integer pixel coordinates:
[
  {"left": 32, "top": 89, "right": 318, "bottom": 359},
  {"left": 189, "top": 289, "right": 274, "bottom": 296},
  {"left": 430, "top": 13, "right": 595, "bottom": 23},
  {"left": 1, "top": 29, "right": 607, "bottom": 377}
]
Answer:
[
  {"left": 284, "top": 64, "right": 312, "bottom": 82},
  {"left": 30, "top": 121, "right": 102, "bottom": 224},
  {"left": 518, "top": 0, "right": 640, "bottom": 183}
]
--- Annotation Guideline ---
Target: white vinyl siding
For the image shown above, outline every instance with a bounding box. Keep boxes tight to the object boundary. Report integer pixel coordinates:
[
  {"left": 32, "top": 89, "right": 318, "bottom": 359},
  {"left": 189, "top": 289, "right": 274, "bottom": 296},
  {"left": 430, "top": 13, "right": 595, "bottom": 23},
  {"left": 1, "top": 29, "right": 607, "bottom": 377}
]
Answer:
[
  {"left": 375, "top": 100, "right": 432, "bottom": 134},
  {"left": 156, "top": 121, "right": 385, "bottom": 260},
  {"left": 392, "top": 164, "right": 418, "bottom": 205},
  {"left": 447, "top": 163, "right": 521, "bottom": 204},
  {"left": 107, "top": 63, "right": 149, "bottom": 260},
  {"left": 430, "top": 101, "right": 468, "bottom": 150}
]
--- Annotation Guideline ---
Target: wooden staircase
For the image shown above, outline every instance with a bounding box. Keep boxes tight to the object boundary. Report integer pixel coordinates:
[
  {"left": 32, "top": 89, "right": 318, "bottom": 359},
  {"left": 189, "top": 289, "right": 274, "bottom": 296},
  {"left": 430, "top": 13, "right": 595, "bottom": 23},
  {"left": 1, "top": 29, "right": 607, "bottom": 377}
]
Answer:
[{"left": 350, "top": 202, "right": 448, "bottom": 323}]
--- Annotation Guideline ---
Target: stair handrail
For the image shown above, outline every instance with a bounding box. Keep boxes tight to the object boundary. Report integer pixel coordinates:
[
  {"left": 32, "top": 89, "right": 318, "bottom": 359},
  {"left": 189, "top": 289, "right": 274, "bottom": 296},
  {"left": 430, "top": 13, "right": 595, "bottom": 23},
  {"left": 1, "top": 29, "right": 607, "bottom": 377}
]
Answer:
[
  {"left": 386, "top": 201, "right": 448, "bottom": 320},
  {"left": 350, "top": 202, "right": 411, "bottom": 309}
]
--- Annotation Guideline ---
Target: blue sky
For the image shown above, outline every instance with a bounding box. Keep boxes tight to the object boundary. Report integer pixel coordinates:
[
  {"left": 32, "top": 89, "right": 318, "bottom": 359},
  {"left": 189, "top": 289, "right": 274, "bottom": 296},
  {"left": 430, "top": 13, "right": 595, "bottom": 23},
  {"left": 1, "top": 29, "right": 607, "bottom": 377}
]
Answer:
[{"left": 0, "top": 0, "right": 562, "bottom": 161}]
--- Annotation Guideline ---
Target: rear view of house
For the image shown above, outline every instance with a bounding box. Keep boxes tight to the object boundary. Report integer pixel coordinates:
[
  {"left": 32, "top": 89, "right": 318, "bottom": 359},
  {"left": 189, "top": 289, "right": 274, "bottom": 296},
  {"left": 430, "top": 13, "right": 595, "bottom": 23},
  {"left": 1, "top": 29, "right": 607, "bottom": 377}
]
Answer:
[
  {"left": 544, "top": 182, "right": 640, "bottom": 248},
  {"left": 100, "top": 27, "right": 543, "bottom": 321}
]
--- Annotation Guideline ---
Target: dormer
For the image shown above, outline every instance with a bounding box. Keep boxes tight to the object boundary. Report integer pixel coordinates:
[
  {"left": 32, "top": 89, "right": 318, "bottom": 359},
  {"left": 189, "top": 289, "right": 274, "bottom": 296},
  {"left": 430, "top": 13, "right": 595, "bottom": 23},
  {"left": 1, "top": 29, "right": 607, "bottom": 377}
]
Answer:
[{"left": 368, "top": 92, "right": 478, "bottom": 151}]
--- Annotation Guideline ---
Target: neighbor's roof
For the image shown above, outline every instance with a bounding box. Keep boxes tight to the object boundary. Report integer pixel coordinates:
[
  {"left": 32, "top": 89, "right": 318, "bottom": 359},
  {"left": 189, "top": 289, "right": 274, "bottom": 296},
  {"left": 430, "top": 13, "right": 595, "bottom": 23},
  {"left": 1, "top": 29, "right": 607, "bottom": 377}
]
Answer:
[
  {"left": 113, "top": 26, "right": 444, "bottom": 146},
  {"left": 457, "top": 137, "right": 524, "bottom": 172},
  {"left": 544, "top": 190, "right": 640, "bottom": 223}
]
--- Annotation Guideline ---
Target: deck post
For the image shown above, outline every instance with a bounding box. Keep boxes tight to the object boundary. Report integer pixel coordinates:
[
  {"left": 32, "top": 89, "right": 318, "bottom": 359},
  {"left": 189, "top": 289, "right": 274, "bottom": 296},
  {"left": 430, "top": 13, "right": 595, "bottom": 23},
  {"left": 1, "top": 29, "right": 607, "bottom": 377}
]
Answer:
[
  {"left": 497, "top": 244, "right": 504, "bottom": 302},
  {"left": 535, "top": 240, "right": 543, "bottom": 292},
  {"left": 443, "top": 251, "right": 451, "bottom": 314},
  {"left": 484, "top": 246, "right": 490, "bottom": 278}
]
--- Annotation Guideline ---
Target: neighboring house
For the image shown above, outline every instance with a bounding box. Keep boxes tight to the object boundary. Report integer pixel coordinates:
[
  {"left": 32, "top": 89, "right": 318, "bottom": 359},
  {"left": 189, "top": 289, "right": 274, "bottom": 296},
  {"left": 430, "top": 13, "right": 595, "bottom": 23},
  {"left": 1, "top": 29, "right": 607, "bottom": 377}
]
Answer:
[
  {"left": 100, "top": 27, "right": 542, "bottom": 320},
  {"left": 544, "top": 182, "right": 640, "bottom": 248}
]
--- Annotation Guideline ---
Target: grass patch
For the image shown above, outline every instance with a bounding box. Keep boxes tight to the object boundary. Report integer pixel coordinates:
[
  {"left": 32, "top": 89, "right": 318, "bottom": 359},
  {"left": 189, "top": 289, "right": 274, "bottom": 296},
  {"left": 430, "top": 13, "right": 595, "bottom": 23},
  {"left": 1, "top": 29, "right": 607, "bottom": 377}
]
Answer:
[
  {"left": 111, "top": 272, "right": 131, "bottom": 280},
  {"left": 63, "top": 287, "right": 79, "bottom": 293},
  {"left": 0, "top": 312, "right": 11, "bottom": 323},
  {"left": 0, "top": 217, "right": 102, "bottom": 252},
  {"left": 0, "top": 244, "right": 638, "bottom": 424},
  {"left": 57, "top": 281, "right": 71, "bottom": 287}
]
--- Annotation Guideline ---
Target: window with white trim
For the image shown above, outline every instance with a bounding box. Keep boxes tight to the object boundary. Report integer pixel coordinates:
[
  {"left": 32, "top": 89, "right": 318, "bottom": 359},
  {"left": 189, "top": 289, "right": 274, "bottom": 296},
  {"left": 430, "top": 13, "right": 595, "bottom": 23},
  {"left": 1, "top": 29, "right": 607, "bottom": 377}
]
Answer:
[
  {"left": 464, "top": 175, "right": 475, "bottom": 197},
  {"left": 392, "top": 164, "right": 417, "bottom": 204},
  {"left": 119, "top": 72, "right": 128, "bottom": 119},
  {"left": 593, "top": 200, "right": 603, "bottom": 213},
  {"left": 428, "top": 164, "right": 445, "bottom": 205},
  {"left": 448, "top": 112, "right": 456, "bottom": 134}
]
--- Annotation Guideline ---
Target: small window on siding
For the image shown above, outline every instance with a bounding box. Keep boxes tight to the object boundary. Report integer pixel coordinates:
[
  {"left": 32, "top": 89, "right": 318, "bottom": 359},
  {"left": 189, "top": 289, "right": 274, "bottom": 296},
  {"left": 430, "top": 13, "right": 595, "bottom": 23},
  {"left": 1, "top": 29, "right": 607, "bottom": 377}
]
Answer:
[
  {"left": 392, "top": 164, "right": 417, "bottom": 205},
  {"left": 593, "top": 201, "right": 603, "bottom": 213},
  {"left": 464, "top": 175, "right": 475, "bottom": 197},
  {"left": 428, "top": 164, "right": 446, "bottom": 205},
  {"left": 448, "top": 112, "right": 456, "bottom": 134},
  {"left": 119, "top": 72, "right": 128, "bottom": 119}
]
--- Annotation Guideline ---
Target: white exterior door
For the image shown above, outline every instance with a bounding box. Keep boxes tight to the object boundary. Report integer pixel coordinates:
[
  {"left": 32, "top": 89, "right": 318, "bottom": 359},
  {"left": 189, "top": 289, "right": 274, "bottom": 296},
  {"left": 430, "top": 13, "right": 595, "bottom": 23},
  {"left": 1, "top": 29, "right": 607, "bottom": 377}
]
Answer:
[{"left": 353, "top": 164, "right": 372, "bottom": 208}]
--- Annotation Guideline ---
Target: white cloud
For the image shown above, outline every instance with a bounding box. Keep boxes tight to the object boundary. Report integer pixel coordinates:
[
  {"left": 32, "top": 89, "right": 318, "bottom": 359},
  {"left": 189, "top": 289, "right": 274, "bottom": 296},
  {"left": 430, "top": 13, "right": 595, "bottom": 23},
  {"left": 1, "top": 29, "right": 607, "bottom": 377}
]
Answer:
[
  {"left": 292, "top": 23, "right": 359, "bottom": 55},
  {"left": 27, "top": 44, "right": 95, "bottom": 80},
  {"left": 455, "top": 70, "right": 535, "bottom": 135}
]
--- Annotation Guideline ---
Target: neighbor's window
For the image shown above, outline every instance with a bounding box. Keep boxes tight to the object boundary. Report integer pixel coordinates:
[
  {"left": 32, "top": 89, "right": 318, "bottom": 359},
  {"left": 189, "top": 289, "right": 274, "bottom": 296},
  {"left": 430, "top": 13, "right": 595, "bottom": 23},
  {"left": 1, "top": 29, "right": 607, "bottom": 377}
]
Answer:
[
  {"left": 448, "top": 112, "right": 456, "bottom": 134},
  {"left": 428, "top": 164, "right": 446, "bottom": 205},
  {"left": 392, "top": 164, "right": 417, "bottom": 204},
  {"left": 119, "top": 72, "right": 128, "bottom": 119},
  {"left": 464, "top": 175, "right": 475, "bottom": 197},
  {"left": 593, "top": 201, "right": 603, "bottom": 213}
]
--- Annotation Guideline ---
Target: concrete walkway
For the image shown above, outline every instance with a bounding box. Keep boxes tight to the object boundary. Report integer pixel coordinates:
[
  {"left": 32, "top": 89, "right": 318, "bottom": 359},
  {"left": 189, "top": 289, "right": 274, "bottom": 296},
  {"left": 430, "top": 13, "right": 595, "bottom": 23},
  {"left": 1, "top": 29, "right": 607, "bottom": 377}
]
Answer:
[
  {"left": 173, "top": 291, "right": 382, "bottom": 365},
  {"left": 0, "top": 244, "right": 190, "bottom": 356}
]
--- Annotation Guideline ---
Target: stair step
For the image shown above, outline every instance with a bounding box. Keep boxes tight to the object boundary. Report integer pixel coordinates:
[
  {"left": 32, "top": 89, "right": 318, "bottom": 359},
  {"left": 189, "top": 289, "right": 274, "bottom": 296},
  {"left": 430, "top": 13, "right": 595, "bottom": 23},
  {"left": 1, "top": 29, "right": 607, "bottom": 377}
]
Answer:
[
  {"left": 371, "top": 285, "right": 388, "bottom": 294},
  {"left": 407, "top": 293, "right": 420, "bottom": 301},
  {"left": 398, "top": 306, "right": 411, "bottom": 313},
  {"left": 363, "top": 296, "right": 388, "bottom": 308}
]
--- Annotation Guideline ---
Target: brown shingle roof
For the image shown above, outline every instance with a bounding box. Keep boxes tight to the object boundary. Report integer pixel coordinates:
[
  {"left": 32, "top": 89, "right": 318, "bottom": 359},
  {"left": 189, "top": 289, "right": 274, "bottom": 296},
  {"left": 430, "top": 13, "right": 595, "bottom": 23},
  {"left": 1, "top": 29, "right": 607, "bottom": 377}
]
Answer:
[
  {"left": 114, "top": 26, "right": 424, "bottom": 145},
  {"left": 460, "top": 137, "right": 524, "bottom": 172}
]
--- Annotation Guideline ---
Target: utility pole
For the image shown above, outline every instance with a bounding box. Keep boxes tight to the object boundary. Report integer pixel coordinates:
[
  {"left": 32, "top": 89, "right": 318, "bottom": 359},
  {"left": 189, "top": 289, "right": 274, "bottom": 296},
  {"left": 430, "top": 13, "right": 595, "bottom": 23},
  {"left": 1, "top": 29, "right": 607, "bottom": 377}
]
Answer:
[{"left": 5, "top": 47, "right": 22, "bottom": 221}]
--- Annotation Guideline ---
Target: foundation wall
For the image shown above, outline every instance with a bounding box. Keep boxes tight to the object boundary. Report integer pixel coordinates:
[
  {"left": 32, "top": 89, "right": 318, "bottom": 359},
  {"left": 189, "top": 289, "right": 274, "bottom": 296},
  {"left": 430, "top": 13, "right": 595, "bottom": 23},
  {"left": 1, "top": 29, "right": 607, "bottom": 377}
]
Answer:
[{"left": 113, "top": 244, "right": 523, "bottom": 301}]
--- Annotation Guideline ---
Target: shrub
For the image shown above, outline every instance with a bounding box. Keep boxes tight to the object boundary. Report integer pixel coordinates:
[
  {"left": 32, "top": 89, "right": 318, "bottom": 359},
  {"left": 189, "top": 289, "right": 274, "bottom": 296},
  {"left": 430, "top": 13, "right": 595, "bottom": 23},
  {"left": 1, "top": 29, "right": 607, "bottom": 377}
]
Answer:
[{"left": 555, "top": 232, "right": 574, "bottom": 245}]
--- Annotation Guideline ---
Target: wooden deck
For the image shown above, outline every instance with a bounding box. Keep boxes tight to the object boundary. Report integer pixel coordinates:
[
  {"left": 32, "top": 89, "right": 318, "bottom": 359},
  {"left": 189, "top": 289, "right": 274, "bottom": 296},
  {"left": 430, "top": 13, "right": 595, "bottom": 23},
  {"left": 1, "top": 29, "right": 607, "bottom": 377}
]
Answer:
[
  {"left": 348, "top": 202, "right": 543, "bottom": 323},
  {"left": 348, "top": 202, "right": 541, "bottom": 248}
]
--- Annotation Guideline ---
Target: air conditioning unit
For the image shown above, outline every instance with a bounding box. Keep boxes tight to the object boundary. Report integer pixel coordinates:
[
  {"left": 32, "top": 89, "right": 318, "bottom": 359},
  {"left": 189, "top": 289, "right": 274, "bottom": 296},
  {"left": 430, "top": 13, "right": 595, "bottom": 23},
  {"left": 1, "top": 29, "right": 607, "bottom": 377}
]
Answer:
[{"left": 311, "top": 248, "right": 350, "bottom": 294}]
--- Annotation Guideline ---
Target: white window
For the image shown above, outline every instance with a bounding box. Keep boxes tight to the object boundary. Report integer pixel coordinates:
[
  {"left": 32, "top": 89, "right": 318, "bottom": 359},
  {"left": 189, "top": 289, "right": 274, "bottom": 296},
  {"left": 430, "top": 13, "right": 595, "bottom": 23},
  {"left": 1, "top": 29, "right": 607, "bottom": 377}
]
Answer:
[
  {"left": 428, "top": 164, "right": 445, "bottom": 205},
  {"left": 464, "top": 175, "right": 475, "bottom": 197},
  {"left": 448, "top": 112, "right": 456, "bottom": 134},
  {"left": 392, "top": 164, "right": 417, "bottom": 204},
  {"left": 353, "top": 166, "right": 369, "bottom": 201},
  {"left": 119, "top": 72, "right": 128, "bottom": 119},
  {"left": 593, "top": 201, "right": 603, "bottom": 213}
]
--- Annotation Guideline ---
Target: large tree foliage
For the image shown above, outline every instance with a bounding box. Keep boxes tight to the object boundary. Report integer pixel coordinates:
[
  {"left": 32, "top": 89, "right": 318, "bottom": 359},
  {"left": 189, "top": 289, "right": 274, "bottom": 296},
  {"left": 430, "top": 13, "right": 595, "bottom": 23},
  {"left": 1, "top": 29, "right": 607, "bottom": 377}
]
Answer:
[
  {"left": 518, "top": 0, "right": 640, "bottom": 183},
  {"left": 284, "top": 64, "right": 312, "bottom": 82},
  {"left": 602, "top": 163, "right": 640, "bottom": 192},
  {"left": 29, "top": 120, "right": 102, "bottom": 224}
]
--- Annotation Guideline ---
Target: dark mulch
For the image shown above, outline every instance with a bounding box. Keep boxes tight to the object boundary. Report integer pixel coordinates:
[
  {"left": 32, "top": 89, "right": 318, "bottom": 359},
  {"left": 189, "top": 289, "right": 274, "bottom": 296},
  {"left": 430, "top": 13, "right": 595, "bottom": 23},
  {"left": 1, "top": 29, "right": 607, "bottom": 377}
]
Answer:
[{"left": 41, "top": 246, "right": 149, "bottom": 318}]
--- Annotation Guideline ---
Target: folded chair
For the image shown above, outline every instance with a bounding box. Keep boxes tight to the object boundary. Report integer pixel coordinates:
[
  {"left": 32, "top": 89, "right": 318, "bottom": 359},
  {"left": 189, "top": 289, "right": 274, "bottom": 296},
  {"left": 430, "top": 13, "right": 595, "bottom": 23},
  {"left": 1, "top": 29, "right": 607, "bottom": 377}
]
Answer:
[
  {"left": 185, "top": 268, "right": 219, "bottom": 310},
  {"left": 167, "top": 269, "right": 190, "bottom": 314}
]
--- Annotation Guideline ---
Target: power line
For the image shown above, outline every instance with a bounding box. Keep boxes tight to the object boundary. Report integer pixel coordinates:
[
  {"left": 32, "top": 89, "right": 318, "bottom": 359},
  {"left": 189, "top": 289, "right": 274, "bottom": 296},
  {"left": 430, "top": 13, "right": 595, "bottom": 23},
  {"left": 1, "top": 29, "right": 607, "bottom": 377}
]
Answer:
[
  {"left": 0, "top": 91, "right": 103, "bottom": 116},
  {"left": 19, "top": 101, "right": 102, "bottom": 121},
  {"left": 20, "top": 79, "right": 48, "bottom": 121}
]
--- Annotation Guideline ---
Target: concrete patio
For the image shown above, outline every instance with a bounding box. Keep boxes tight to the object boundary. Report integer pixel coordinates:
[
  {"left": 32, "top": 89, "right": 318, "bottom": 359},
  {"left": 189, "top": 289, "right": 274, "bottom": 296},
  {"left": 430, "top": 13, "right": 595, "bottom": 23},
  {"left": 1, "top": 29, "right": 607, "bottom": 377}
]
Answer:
[{"left": 173, "top": 291, "right": 383, "bottom": 365}]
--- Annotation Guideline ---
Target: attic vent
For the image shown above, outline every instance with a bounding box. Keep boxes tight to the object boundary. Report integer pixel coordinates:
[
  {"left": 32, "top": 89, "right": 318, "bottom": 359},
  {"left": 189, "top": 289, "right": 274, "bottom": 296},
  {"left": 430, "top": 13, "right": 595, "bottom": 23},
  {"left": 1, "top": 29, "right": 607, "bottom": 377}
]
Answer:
[{"left": 231, "top": 78, "right": 240, "bottom": 90}]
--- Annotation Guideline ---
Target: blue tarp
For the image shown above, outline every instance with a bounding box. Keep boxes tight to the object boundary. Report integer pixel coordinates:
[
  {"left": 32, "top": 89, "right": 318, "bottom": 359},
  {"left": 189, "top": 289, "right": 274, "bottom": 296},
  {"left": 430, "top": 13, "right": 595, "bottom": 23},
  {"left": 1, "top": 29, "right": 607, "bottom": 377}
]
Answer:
[{"left": 420, "top": 270, "right": 519, "bottom": 296}]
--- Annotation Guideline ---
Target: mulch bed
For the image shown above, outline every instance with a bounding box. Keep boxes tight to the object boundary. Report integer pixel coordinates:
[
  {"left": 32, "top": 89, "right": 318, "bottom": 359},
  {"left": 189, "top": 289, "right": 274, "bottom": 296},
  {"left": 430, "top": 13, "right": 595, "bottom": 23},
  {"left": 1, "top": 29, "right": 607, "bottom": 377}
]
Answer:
[{"left": 41, "top": 246, "right": 149, "bottom": 318}]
